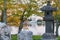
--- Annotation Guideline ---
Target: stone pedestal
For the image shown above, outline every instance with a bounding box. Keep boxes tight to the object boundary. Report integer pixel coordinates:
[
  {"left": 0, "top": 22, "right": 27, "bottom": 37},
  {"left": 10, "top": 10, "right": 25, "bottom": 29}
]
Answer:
[
  {"left": 17, "top": 29, "right": 33, "bottom": 40},
  {"left": 40, "top": 0, "right": 57, "bottom": 40},
  {"left": 41, "top": 33, "right": 57, "bottom": 40},
  {"left": 41, "top": 39, "right": 57, "bottom": 40}
]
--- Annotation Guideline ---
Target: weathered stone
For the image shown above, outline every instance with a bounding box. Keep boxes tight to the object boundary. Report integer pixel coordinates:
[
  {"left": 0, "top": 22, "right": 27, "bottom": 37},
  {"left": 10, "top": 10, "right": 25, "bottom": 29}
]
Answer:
[
  {"left": 41, "top": 38, "right": 57, "bottom": 40},
  {"left": 0, "top": 22, "right": 11, "bottom": 40},
  {"left": 40, "top": 0, "right": 57, "bottom": 40},
  {"left": 17, "top": 29, "right": 33, "bottom": 40},
  {"left": 41, "top": 33, "right": 57, "bottom": 40}
]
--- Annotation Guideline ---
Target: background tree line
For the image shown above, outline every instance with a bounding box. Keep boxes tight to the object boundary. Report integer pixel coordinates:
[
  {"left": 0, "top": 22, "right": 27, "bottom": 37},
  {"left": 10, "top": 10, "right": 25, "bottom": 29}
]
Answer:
[{"left": 0, "top": 0, "right": 60, "bottom": 26}]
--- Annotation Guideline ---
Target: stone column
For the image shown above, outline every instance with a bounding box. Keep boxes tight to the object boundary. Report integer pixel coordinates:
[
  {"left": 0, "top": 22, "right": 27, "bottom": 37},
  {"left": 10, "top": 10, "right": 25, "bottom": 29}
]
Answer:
[{"left": 40, "top": 0, "right": 57, "bottom": 40}]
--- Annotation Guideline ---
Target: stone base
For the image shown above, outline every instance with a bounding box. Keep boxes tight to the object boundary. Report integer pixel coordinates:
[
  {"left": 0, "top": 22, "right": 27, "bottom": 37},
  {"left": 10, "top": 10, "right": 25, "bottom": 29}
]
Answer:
[
  {"left": 41, "top": 38, "right": 57, "bottom": 40},
  {"left": 41, "top": 33, "right": 57, "bottom": 40}
]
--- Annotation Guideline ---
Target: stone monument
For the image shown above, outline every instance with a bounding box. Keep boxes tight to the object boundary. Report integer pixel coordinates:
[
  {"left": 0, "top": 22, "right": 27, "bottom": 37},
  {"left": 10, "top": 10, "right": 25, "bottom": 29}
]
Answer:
[
  {"left": 17, "top": 21, "right": 33, "bottom": 40},
  {"left": 40, "top": 0, "right": 57, "bottom": 40},
  {"left": 0, "top": 22, "right": 11, "bottom": 40}
]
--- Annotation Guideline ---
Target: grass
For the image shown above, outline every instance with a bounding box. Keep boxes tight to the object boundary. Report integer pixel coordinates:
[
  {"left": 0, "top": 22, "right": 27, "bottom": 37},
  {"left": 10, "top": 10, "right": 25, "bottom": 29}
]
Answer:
[
  {"left": 11, "top": 35, "right": 60, "bottom": 40},
  {"left": 32, "top": 35, "right": 41, "bottom": 40},
  {"left": 11, "top": 35, "right": 41, "bottom": 40},
  {"left": 58, "top": 36, "right": 60, "bottom": 40},
  {"left": 11, "top": 35, "right": 17, "bottom": 40}
]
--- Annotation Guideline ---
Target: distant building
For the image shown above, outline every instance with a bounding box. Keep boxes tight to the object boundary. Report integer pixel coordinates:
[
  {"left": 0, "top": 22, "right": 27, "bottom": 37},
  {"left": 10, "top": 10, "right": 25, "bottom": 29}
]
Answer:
[
  {"left": 28, "top": 14, "right": 44, "bottom": 26},
  {"left": 28, "top": 14, "right": 43, "bottom": 21}
]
